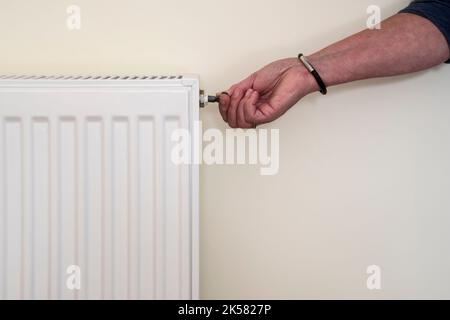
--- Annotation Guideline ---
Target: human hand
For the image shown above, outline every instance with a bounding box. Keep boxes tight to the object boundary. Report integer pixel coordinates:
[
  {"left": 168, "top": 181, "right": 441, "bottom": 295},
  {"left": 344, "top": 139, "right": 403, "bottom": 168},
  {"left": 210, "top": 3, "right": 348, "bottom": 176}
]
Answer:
[{"left": 218, "top": 57, "right": 318, "bottom": 128}]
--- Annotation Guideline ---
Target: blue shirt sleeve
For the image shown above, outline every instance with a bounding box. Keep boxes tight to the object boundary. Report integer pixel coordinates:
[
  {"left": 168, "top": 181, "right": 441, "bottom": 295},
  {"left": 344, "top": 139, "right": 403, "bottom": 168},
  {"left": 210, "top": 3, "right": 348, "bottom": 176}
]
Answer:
[{"left": 399, "top": 0, "right": 450, "bottom": 63}]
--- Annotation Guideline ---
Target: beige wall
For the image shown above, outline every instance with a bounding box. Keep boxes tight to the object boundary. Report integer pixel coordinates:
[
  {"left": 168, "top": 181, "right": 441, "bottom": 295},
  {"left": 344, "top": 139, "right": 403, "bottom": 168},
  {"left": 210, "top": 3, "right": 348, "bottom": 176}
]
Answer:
[{"left": 2, "top": 0, "right": 450, "bottom": 299}]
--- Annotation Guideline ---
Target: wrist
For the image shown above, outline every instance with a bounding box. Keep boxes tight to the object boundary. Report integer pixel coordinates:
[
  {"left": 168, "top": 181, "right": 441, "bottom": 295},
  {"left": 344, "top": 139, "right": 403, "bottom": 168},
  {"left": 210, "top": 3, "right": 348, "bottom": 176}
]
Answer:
[
  {"left": 294, "top": 59, "right": 323, "bottom": 95},
  {"left": 306, "top": 53, "right": 351, "bottom": 88}
]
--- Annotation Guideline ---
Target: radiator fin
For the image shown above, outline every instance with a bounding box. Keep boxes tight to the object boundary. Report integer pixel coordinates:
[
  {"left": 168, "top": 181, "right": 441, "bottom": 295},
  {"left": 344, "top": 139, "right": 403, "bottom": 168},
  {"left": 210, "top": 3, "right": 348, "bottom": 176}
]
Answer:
[{"left": 1, "top": 115, "right": 195, "bottom": 300}]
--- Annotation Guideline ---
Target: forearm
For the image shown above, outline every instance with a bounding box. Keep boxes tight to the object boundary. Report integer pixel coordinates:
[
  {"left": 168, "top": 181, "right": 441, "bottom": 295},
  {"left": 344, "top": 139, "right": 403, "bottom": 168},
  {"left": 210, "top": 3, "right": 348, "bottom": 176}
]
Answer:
[
  {"left": 305, "top": 13, "right": 450, "bottom": 91},
  {"left": 219, "top": 11, "right": 450, "bottom": 127}
]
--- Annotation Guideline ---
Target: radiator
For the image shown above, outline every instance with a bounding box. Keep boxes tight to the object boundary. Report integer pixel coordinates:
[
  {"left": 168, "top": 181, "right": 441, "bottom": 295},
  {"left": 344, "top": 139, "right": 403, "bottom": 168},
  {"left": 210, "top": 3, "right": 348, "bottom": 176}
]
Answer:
[{"left": 0, "top": 75, "right": 199, "bottom": 300}]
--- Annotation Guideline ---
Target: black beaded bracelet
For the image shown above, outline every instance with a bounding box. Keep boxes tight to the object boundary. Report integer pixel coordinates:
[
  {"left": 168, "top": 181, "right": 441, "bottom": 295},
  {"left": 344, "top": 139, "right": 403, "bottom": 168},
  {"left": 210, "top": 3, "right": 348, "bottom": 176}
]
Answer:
[{"left": 298, "top": 54, "right": 327, "bottom": 95}]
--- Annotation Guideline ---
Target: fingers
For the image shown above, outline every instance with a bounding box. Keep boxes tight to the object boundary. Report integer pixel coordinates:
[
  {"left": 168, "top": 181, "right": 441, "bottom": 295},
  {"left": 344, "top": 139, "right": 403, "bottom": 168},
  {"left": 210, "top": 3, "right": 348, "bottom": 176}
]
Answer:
[
  {"left": 218, "top": 74, "right": 256, "bottom": 127},
  {"left": 218, "top": 87, "right": 239, "bottom": 123},
  {"left": 227, "top": 88, "right": 245, "bottom": 128},
  {"left": 219, "top": 88, "right": 264, "bottom": 128},
  {"left": 218, "top": 87, "right": 276, "bottom": 128},
  {"left": 220, "top": 88, "right": 258, "bottom": 128},
  {"left": 237, "top": 90, "right": 256, "bottom": 128},
  {"left": 218, "top": 92, "right": 230, "bottom": 122}
]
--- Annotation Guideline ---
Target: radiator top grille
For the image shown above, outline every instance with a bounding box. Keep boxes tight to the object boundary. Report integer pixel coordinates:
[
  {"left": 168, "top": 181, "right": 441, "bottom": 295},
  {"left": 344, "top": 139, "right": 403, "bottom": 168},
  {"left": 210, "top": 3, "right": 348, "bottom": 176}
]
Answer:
[{"left": 0, "top": 75, "right": 183, "bottom": 80}]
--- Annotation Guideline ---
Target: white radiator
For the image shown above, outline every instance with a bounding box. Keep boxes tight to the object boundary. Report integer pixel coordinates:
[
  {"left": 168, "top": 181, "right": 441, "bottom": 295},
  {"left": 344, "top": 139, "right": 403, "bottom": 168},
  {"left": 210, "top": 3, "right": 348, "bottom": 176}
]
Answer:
[{"left": 0, "top": 75, "right": 199, "bottom": 300}]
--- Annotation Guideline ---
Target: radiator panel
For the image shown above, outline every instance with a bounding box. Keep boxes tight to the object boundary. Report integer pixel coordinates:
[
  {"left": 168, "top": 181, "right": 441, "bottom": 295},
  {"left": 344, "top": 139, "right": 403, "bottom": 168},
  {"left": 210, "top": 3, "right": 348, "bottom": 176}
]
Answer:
[{"left": 0, "top": 77, "right": 199, "bottom": 300}]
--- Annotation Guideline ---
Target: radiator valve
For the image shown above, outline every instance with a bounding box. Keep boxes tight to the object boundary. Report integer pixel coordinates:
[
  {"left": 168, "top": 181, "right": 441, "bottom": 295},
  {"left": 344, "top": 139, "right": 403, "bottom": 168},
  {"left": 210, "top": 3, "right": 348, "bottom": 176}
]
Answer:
[{"left": 199, "top": 90, "right": 219, "bottom": 108}]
